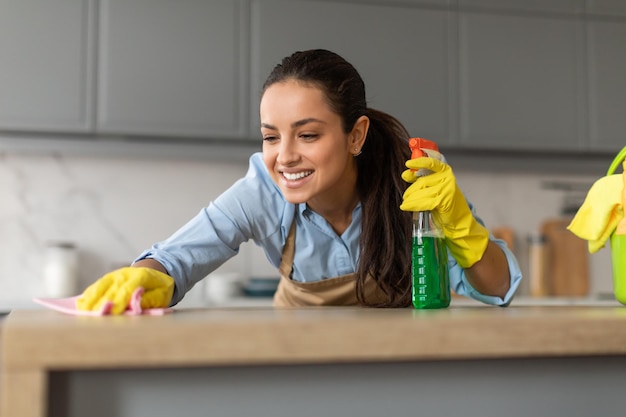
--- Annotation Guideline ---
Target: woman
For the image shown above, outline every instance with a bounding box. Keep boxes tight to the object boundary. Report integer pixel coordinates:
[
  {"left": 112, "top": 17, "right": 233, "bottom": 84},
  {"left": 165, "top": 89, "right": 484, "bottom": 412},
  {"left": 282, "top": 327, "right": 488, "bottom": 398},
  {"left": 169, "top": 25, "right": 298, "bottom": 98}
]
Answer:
[{"left": 77, "top": 49, "right": 522, "bottom": 314}]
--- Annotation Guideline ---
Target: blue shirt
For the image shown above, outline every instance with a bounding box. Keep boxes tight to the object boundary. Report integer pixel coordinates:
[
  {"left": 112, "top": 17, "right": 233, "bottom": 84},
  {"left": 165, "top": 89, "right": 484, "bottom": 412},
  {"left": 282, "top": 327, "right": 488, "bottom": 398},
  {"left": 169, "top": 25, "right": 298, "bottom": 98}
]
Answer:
[{"left": 135, "top": 152, "right": 522, "bottom": 306}]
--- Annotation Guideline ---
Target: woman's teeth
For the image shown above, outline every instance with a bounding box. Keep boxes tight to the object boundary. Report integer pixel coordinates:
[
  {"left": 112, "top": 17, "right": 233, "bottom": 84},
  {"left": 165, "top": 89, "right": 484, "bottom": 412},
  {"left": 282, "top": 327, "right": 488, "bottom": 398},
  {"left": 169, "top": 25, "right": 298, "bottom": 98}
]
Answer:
[{"left": 283, "top": 171, "right": 312, "bottom": 181}]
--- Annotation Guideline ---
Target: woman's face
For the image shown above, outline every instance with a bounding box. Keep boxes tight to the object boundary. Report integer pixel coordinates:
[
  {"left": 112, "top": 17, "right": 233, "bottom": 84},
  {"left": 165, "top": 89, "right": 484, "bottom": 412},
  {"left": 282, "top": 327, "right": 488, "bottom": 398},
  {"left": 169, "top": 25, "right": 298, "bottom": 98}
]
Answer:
[{"left": 260, "top": 80, "right": 364, "bottom": 206}]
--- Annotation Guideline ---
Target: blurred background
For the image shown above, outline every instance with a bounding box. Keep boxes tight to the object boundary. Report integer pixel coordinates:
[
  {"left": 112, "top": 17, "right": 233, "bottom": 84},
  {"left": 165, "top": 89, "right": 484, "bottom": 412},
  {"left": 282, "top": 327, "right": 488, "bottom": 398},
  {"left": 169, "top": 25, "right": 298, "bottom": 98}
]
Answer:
[{"left": 1, "top": 0, "right": 624, "bottom": 307}]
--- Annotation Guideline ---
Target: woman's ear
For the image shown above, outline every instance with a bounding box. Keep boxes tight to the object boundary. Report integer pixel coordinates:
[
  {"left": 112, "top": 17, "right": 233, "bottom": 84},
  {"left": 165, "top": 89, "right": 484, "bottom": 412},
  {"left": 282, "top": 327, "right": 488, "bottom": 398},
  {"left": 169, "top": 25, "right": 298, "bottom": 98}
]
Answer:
[{"left": 350, "top": 115, "right": 370, "bottom": 155}]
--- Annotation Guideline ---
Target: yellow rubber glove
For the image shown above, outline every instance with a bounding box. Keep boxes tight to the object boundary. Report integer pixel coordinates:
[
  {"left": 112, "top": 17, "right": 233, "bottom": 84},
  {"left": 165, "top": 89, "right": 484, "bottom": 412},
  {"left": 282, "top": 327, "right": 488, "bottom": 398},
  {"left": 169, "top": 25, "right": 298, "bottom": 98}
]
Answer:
[
  {"left": 76, "top": 267, "right": 175, "bottom": 315},
  {"left": 400, "top": 157, "right": 489, "bottom": 268},
  {"left": 567, "top": 174, "right": 624, "bottom": 253}
]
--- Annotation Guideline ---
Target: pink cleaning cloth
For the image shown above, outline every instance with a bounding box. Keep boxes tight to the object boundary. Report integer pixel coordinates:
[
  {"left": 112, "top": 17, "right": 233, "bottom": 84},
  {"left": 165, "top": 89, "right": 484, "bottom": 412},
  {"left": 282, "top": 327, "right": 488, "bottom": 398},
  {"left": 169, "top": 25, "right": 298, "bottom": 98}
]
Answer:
[{"left": 33, "top": 287, "right": 173, "bottom": 316}]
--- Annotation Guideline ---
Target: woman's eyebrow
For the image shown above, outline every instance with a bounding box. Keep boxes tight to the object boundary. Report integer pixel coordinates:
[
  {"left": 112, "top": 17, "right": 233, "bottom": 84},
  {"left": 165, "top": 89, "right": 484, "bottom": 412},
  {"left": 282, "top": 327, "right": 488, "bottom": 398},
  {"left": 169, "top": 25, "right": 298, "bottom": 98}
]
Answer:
[
  {"left": 292, "top": 118, "right": 325, "bottom": 128},
  {"left": 261, "top": 118, "right": 325, "bottom": 130}
]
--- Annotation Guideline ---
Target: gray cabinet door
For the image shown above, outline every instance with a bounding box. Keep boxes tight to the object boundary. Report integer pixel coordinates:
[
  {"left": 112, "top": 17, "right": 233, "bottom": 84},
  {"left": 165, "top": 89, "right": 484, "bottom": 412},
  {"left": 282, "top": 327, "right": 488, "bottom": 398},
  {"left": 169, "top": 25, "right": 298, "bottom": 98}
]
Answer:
[
  {"left": 0, "top": 0, "right": 94, "bottom": 132},
  {"left": 587, "top": 0, "right": 626, "bottom": 16},
  {"left": 458, "top": 0, "right": 585, "bottom": 14},
  {"left": 587, "top": 19, "right": 626, "bottom": 152},
  {"left": 250, "top": 0, "right": 451, "bottom": 145},
  {"left": 457, "top": 10, "right": 584, "bottom": 151},
  {"left": 97, "top": 0, "right": 248, "bottom": 139}
]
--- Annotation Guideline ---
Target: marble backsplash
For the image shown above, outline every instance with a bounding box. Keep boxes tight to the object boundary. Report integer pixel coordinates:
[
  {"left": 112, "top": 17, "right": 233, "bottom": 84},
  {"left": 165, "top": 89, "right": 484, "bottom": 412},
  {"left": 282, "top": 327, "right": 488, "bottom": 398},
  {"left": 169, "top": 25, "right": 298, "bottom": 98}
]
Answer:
[{"left": 0, "top": 150, "right": 614, "bottom": 307}]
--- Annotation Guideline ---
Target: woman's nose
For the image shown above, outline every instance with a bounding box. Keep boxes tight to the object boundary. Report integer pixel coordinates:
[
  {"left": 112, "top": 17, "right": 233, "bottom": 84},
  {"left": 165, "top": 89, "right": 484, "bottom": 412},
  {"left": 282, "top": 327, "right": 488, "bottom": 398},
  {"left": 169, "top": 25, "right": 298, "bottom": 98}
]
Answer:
[{"left": 277, "top": 139, "right": 300, "bottom": 165}]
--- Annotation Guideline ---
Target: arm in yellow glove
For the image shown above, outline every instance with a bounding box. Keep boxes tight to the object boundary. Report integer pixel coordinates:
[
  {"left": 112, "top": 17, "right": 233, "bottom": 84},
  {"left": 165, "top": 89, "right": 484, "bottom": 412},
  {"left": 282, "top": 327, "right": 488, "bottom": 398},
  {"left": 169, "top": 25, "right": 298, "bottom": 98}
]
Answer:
[
  {"left": 400, "top": 157, "right": 489, "bottom": 269},
  {"left": 400, "top": 157, "right": 511, "bottom": 298},
  {"left": 76, "top": 264, "right": 175, "bottom": 315}
]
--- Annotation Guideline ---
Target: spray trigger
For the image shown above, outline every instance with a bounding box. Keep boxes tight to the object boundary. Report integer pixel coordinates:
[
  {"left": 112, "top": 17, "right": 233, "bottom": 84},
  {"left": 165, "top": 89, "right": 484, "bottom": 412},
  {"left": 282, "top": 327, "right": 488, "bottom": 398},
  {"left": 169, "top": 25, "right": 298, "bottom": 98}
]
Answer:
[{"left": 408, "top": 137, "right": 440, "bottom": 176}]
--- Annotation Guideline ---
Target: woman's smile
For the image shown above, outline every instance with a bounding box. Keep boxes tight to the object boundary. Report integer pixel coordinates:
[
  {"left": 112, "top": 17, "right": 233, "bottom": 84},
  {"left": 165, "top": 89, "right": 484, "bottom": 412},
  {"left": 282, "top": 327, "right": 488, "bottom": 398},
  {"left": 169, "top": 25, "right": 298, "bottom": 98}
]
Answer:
[
  {"left": 282, "top": 171, "right": 313, "bottom": 181},
  {"left": 281, "top": 169, "right": 314, "bottom": 183}
]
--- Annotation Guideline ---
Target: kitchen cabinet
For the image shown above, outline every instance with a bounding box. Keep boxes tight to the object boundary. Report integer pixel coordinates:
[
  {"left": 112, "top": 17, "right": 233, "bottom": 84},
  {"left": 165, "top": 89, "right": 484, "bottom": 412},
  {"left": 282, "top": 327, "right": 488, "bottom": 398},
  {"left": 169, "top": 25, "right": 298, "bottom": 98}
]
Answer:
[
  {"left": 250, "top": 0, "right": 453, "bottom": 144},
  {"left": 251, "top": 0, "right": 623, "bottom": 154},
  {"left": 456, "top": 8, "right": 584, "bottom": 151},
  {"left": 1, "top": 0, "right": 625, "bottom": 156},
  {"left": 97, "top": 0, "right": 249, "bottom": 139},
  {"left": 0, "top": 0, "right": 94, "bottom": 132},
  {"left": 586, "top": 18, "right": 626, "bottom": 151},
  {"left": 456, "top": 1, "right": 626, "bottom": 153},
  {"left": 587, "top": 0, "right": 626, "bottom": 16},
  {"left": 457, "top": 0, "right": 586, "bottom": 13}
]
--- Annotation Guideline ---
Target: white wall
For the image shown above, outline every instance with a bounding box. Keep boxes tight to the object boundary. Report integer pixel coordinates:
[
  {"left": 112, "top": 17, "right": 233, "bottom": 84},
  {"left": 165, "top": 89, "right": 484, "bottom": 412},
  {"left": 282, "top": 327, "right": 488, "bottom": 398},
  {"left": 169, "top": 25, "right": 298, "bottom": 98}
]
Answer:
[{"left": 0, "top": 150, "right": 614, "bottom": 307}]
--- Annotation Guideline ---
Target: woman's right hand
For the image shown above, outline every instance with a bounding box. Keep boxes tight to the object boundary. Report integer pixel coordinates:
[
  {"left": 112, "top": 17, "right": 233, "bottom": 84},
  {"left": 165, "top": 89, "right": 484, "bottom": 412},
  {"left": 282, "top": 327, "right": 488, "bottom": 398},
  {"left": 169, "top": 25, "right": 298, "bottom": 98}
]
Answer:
[{"left": 76, "top": 266, "right": 175, "bottom": 315}]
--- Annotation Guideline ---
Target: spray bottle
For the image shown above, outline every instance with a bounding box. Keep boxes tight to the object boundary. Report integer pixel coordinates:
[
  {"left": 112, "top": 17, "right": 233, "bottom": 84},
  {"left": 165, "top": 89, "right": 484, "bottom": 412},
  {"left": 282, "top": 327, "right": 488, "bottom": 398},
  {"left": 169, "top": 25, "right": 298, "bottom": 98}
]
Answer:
[{"left": 408, "top": 138, "right": 451, "bottom": 309}]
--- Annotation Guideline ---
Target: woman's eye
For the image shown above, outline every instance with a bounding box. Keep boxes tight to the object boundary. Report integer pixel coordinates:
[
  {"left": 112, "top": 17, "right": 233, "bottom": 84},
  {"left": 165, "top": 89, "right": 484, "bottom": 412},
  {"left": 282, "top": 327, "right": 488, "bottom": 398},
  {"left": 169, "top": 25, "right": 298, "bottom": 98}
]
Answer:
[
  {"left": 263, "top": 135, "right": 278, "bottom": 143},
  {"left": 300, "top": 133, "right": 319, "bottom": 140}
]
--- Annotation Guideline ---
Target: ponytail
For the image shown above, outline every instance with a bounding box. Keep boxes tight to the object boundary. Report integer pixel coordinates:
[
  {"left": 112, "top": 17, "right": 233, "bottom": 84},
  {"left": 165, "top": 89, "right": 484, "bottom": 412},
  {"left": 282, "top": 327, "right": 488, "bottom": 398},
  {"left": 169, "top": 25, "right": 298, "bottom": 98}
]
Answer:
[{"left": 355, "top": 108, "right": 412, "bottom": 307}]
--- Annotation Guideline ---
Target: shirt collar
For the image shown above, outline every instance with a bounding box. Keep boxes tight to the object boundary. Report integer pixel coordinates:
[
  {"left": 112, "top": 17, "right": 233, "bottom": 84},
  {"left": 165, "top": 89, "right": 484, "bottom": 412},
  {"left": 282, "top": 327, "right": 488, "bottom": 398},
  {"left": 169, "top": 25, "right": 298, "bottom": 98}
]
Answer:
[{"left": 299, "top": 201, "right": 362, "bottom": 217}]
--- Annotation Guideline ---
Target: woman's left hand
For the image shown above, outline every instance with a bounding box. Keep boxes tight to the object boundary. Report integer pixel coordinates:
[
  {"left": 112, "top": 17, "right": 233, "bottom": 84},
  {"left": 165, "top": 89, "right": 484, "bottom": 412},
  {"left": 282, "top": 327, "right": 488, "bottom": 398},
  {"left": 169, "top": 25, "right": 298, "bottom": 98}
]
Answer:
[{"left": 400, "top": 157, "right": 489, "bottom": 268}]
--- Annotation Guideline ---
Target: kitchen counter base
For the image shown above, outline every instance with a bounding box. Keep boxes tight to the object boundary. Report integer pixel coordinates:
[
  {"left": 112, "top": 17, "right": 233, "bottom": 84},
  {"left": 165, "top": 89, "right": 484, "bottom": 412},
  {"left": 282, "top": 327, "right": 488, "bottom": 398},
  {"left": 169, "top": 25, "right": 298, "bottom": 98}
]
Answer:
[
  {"left": 50, "top": 356, "right": 626, "bottom": 417},
  {"left": 3, "top": 305, "right": 626, "bottom": 417}
]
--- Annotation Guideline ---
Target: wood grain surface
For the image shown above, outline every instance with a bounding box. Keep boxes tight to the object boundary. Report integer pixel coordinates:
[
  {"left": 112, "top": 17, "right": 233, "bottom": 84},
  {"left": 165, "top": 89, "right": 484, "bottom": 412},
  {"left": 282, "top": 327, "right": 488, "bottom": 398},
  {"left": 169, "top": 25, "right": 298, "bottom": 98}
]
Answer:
[{"left": 3, "top": 305, "right": 626, "bottom": 373}]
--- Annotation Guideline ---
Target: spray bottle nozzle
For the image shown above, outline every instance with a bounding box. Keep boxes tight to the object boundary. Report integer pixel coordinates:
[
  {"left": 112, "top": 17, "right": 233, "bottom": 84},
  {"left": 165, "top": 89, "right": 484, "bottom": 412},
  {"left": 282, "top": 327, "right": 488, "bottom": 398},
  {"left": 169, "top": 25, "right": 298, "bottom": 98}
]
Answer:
[
  {"left": 408, "top": 137, "right": 440, "bottom": 173},
  {"left": 409, "top": 137, "right": 439, "bottom": 158}
]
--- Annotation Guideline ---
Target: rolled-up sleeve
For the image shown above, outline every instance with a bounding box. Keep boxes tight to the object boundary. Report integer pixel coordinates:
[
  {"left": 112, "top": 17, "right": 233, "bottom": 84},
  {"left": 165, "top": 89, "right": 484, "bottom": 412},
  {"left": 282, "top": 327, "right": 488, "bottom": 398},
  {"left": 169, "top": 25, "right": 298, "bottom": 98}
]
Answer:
[
  {"left": 450, "top": 236, "right": 522, "bottom": 306},
  {"left": 448, "top": 201, "right": 522, "bottom": 306}
]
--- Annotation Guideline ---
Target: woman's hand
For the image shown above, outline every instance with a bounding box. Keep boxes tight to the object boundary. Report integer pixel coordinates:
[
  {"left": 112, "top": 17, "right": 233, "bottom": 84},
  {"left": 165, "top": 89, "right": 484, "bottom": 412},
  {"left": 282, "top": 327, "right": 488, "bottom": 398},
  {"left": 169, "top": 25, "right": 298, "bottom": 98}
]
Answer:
[
  {"left": 76, "top": 266, "right": 174, "bottom": 315},
  {"left": 400, "top": 157, "right": 489, "bottom": 268}
]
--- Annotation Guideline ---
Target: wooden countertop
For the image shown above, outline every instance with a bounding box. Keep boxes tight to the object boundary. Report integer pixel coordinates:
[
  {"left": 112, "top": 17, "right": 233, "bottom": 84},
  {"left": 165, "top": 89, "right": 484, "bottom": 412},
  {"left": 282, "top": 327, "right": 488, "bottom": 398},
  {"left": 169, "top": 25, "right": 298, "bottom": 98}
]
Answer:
[{"left": 3, "top": 304, "right": 626, "bottom": 373}]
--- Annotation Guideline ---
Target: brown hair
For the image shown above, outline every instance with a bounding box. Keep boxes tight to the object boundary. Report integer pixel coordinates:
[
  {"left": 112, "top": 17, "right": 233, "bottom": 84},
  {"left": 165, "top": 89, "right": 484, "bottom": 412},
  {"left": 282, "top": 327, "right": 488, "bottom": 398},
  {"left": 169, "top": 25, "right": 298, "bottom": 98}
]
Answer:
[{"left": 262, "top": 49, "right": 412, "bottom": 307}]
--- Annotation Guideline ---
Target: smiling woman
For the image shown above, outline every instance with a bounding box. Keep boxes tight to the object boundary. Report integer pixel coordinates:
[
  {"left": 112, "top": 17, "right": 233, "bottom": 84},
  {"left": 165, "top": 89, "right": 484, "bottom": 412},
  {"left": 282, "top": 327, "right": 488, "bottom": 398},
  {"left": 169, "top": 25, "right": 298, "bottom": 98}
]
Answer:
[
  {"left": 260, "top": 82, "right": 366, "bottom": 233},
  {"left": 75, "top": 49, "right": 522, "bottom": 313}
]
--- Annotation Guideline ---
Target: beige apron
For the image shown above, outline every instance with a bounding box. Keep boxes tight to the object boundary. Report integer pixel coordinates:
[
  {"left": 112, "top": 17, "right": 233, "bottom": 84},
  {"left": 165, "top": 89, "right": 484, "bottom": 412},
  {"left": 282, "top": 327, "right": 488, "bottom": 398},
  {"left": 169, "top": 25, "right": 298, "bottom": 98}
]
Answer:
[{"left": 273, "top": 218, "right": 388, "bottom": 307}]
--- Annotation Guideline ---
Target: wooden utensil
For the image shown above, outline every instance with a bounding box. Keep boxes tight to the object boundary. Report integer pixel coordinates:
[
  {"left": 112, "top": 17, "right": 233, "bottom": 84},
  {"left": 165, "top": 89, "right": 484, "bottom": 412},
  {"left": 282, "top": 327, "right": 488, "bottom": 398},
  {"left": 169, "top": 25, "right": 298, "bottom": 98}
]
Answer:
[{"left": 540, "top": 218, "right": 589, "bottom": 296}]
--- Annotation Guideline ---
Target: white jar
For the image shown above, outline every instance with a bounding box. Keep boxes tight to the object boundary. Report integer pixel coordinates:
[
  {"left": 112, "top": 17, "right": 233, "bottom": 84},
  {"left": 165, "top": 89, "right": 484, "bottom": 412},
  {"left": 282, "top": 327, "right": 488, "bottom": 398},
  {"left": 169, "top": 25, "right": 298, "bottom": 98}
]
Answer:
[
  {"left": 43, "top": 242, "right": 78, "bottom": 298},
  {"left": 204, "top": 272, "right": 243, "bottom": 305}
]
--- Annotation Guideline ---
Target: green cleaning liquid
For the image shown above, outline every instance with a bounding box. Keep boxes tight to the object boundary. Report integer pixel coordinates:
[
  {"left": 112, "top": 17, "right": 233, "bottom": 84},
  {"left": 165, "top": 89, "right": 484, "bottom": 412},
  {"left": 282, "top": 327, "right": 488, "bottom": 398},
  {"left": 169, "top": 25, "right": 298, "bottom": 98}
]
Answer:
[{"left": 412, "top": 213, "right": 451, "bottom": 309}]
